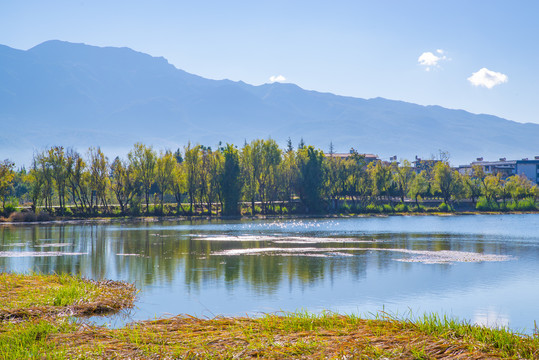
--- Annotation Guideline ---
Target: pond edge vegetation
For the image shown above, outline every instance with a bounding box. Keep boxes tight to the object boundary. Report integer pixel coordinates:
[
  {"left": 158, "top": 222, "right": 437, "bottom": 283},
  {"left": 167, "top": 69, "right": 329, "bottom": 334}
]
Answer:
[
  {"left": 1, "top": 139, "right": 538, "bottom": 221},
  {"left": 1, "top": 273, "right": 539, "bottom": 359}
]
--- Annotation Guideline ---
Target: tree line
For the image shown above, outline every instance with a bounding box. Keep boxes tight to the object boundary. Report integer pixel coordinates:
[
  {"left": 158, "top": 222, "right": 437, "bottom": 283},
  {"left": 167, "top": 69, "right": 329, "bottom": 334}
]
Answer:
[{"left": 1, "top": 139, "right": 538, "bottom": 217}]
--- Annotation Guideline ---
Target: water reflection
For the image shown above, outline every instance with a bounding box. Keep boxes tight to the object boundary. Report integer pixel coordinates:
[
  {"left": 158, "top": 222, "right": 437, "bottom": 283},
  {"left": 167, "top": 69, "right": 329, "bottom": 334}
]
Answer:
[{"left": 0, "top": 215, "right": 538, "bottom": 333}]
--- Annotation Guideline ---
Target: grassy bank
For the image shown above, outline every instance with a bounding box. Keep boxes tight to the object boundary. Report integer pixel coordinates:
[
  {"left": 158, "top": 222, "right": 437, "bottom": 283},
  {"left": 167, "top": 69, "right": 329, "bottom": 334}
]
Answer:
[
  {"left": 2, "top": 196, "right": 539, "bottom": 223},
  {"left": 2, "top": 208, "right": 539, "bottom": 226},
  {"left": 1, "top": 273, "right": 538, "bottom": 359},
  {"left": 1, "top": 312, "right": 538, "bottom": 359}
]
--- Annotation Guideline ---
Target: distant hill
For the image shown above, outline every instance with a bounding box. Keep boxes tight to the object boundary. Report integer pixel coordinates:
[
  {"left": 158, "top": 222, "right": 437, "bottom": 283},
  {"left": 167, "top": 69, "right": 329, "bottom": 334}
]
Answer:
[{"left": 1, "top": 40, "right": 538, "bottom": 166}]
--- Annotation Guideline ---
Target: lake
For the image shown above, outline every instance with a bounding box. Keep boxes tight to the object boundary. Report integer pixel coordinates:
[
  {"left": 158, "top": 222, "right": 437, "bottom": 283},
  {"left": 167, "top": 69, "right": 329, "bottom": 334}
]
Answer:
[{"left": 1, "top": 214, "right": 538, "bottom": 333}]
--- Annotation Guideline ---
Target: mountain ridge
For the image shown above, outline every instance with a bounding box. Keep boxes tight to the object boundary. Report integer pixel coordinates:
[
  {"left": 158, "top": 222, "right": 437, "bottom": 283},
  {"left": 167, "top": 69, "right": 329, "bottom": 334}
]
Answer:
[{"left": 1, "top": 40, "right": 538, "bottom": 166}]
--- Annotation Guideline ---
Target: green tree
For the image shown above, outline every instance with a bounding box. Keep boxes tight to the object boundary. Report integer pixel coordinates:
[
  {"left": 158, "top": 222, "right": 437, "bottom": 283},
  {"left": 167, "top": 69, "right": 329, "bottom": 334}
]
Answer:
[
  {"left": 184, "top": 143, "right": 201, "bottom": 214},
  {"left": 505, "top": 174, "right": 535, "bottom": 202},
  {"left": 197, "top": 147, "right": 223, "bottom": 215},
  {"left": 482, "top": 174, "right": 502, "bottom": 205},
  {"left": 295, "top": 146, "right": 325, "bottom": 212},
  {"left": 393, "top": 159, "right": 415, "bottom": 203},
  {"left": 286, "top": 137, "right": 293, "bottom": 153},
  {"left": 171, "top": 161, "right": 187, "bottom": 214},
  {"left": 0, "top": 159, "right": 15, "bottom": 211},
  {"left": 34, "top": 151, "right": 54, "bottom": 212},
  {"left": 155, "top": 150, "right": 177, "bottom": 213},
  {"left": 47, "top": 146, "right": 68, "bottom": 214},
  {"left": 173, "top": 148, "right": 183, "bottom": 163},
  {"left": 346, "top": 153, "right": 369, "bottom": 207},
  {"left": 368, "top": 161, "right": 393, "bottom": 203},
  {"left": 209, "top": 149, "right": 224, "bottom": 214},
  {"left": 221, "top": 144, "right": 242, "bottom": 215},
  {"left": 432, "top": 161, "right": 461, "bottom": 206},
  {"left": 325, "top": 155, "right": 342, "bottom": 210},
  {"left": 462, "top": 173, "right": 482, "bottom": 204},
  {"left": 278, "top": 148, "right": 298, "bottom": 206},
  {"left": 28, "top": 157, "right": 43, "bottom": 212},
  {"left": 110, "top": 156, "right": 134, "bottom": 214},
  {"left": 241, "top": 140, "right": 263, "bottom": 215},
  {"left": 11, "top": 167, "right": 31, "bottom": 206},
  {"left": 128, "top": 143, "right": 156, "bottom": 214},
  {"left": 408, "top": 170, "right": 429, "bottom": 208},
  {"left": 259, "top": 139, "right": 281, "bottom": 213},
  {"left": 88, "top": 147, "right": 110, "bottom": 213},
  {"left": 66, "top": 149, "right": 91, "bottom": 213}
]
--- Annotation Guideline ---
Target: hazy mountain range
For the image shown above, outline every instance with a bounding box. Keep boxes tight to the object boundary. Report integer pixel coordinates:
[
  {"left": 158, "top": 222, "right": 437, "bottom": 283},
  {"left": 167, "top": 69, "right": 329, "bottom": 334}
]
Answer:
[{"left": 1, "top": 40, "right": 538, "bottom": 166}]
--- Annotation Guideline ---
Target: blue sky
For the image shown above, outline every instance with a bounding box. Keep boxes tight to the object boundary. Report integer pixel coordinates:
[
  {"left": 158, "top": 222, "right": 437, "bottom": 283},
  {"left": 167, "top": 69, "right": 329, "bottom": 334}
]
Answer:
[{"left": 2, "top": 0, "right": 538, "bottom": 124}]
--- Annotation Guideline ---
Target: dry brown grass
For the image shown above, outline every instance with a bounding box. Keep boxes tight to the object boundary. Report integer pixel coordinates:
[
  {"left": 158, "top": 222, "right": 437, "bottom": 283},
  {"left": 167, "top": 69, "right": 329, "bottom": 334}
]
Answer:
[{"left": 49, "top": 313, "right": 536, "bottom": 359}]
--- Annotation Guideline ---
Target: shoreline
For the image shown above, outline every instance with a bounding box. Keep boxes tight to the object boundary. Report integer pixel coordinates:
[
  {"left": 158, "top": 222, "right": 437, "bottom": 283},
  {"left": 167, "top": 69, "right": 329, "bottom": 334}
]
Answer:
[
  {"left": 1, "top": 210, "right": 538, "bottom": 226},
  {"left": 3, "top": 308, "right": 538, "bottom": 359},
  {"left": 2, "top": 273, "right": 538, "bottom": 358}
]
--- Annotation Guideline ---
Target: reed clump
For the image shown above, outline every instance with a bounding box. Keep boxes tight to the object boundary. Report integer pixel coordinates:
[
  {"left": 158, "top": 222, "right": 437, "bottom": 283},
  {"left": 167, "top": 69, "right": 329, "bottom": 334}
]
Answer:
[{"left": 0, "top": 272, "right": 137, "bottom": 320}]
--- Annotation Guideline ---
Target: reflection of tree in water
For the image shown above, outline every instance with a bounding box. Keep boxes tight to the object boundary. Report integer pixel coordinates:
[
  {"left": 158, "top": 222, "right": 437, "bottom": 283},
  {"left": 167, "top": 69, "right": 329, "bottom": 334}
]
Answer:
[{"left": 0, "top": 221, "right": 534, "bottom": 295}]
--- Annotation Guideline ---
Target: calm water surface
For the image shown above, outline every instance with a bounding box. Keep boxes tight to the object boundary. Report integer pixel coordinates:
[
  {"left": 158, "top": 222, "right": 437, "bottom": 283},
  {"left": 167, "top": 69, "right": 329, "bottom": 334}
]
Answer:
[{"left": 1, "top": 214, "right": 538, "bottom": 333}]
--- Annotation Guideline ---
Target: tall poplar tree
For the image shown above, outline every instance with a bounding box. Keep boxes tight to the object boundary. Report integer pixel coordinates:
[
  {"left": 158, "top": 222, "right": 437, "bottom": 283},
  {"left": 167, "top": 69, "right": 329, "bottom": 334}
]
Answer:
[
  {"left": 128, "top": 143, "right": 156, "bottom": 214},
  {"left": 184, "top": 143, "right": 201, "bottom": 214},
  {"left": 296, "top": 146, "right": 325, "bottom": 213},
  {"left": 221, "top": 144, "right": 241, "bottom": 215},
  {"left": 155, "top": 150, "right": 177, "bottom": 213}
]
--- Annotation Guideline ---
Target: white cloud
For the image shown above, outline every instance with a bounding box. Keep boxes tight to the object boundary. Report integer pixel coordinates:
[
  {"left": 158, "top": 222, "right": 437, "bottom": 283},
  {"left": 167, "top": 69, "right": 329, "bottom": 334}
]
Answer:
[
  {"left": 467, "top": 68, "right": 508, "bottom": 89},
  {"left": 269, "top": 75, "right": 286, "bottom": 83},
  {"left": 418, "top": 50, "right": 448, "bottom": 71}
]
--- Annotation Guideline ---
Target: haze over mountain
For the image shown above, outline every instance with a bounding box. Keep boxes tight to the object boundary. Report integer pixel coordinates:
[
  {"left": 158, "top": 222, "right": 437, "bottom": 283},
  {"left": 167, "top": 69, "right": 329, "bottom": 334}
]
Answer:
[{"left": 1, "top": 40, "right": 538, "bottom": 166}]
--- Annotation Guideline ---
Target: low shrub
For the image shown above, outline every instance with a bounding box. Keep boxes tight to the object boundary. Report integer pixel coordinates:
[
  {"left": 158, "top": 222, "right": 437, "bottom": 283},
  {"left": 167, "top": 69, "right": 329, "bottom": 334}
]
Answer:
[
  {"left": 497, "top": 202, "right": 510, "bottom": 212},
  {"left": 382, "top": 204, "right": 394, "bottom": 213},
  {"left": 438, "top": 202, "right": 451, "bottom": 212},
  {"left": 36, "top": 212, "right": 52, "bottom": 221},
  {"left": 394, "top": 203, "right": 408, "bottom": 212},
  {"left": 366, "top": 204, "right": 382, "bottom": 213},
  {"left": 8, "top": 211, "right": 37, "bottom": 222},
  {"left": 476, "top": 197, "right": 497, "bottom": 211},
  {"left": 111, "top": 207, "right": 123, "bottom": 215},
  {"left": 3, "top": 203, "right": 17, "bottom": 216},
  {"left": 410, "top": 205, "right": 425, "bottom": 212},
  {"left": 289, "top": 204, "right": 299, "bottom": 214},
  {"left": 281, "top": 206, "right": 288, "bottom": 215},
  {"left": 516, "top": 197, "right": 537, "bottom": 211},
  {"left": 339, "top": 201, "right": 351, "bottom": 213},
  {"left": 129, "top": 197, "right": 142, "bottom": 216}
]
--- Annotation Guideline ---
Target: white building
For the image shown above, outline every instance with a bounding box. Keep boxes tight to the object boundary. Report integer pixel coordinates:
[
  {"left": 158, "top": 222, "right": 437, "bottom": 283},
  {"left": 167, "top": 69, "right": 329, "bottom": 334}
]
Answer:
[
  {"left": 470, "top": 158, "right": 517, "bottom": 177},
  {"left": 515, "top": 158, "right": 539, "bottom": 185},
  {"left": 465, "top": 156, "right": 539, "bottom": 185}
]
